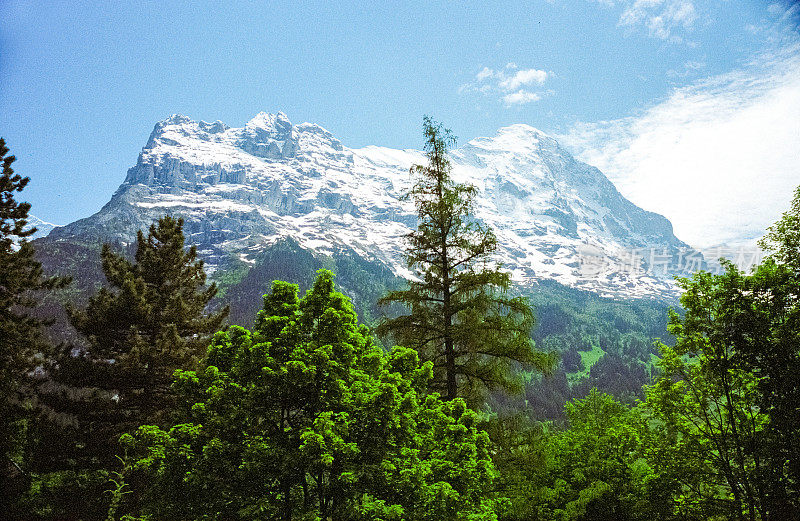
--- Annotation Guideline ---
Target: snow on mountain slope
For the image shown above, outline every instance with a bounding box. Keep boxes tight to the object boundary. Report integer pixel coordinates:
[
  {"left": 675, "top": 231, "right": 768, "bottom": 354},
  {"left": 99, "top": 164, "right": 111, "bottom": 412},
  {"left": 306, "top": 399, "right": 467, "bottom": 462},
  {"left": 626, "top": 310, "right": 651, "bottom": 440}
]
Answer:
[
  {"left": 48, "top": 112, "right": 701, "bottom": 299},
  {"left": 24, "top": 215, "right": 57, "bottom": 240}
]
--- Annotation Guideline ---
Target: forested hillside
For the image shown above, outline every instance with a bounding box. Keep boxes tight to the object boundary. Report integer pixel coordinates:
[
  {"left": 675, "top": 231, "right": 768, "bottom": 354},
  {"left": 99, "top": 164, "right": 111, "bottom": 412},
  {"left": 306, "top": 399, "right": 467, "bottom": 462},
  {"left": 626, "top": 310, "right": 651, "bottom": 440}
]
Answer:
[{"left": 32, "top": 233, "right": 673, "bottom": 421}]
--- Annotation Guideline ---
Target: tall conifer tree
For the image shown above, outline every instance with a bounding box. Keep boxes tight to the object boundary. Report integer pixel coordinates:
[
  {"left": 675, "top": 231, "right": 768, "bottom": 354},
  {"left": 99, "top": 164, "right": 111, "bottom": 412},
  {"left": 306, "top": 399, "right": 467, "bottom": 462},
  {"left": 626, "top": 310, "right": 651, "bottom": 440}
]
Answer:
[
  {"left": 0, "top": 138, "right": 69, "bottom": 512},
  {"left": 378, "top": 117, "right": 554, "bottom": 403},
  {"left": 41, "top": 216, "right": 228, "bottom": 481}
]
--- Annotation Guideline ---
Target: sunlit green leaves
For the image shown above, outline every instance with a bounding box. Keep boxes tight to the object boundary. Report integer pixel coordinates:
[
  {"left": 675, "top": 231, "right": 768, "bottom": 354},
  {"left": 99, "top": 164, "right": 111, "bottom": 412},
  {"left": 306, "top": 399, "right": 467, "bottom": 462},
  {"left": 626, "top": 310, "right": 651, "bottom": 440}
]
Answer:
[{"left": 127, "top": 270, "right": 504, "bottom": 520}]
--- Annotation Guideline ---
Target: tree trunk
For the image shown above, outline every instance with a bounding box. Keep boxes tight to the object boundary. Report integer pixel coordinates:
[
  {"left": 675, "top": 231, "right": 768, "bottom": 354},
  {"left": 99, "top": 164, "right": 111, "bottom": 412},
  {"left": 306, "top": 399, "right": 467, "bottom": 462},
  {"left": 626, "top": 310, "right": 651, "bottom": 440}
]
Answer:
[{"left": 442, "top": 225, "right": 455, "bottom": 401}]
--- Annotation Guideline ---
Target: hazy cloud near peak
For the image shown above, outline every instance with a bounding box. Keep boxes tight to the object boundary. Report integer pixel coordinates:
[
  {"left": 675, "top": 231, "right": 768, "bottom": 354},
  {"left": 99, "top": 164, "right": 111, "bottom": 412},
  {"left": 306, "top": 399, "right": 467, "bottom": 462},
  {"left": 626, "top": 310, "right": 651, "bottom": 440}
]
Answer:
[{"left": 558, "top": 44, "right": 800, "bottom": 249}]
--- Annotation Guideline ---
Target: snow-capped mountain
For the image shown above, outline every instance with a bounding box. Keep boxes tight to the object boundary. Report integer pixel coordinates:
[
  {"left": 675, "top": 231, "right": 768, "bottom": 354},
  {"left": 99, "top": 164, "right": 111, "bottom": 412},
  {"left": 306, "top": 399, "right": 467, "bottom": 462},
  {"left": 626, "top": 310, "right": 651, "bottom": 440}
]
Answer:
[
  {"left": 48, "top": 112, "right": 701, "bottom": 299},
  {"left": 26, "top": 215, "right": 58, "bottom": 240}
]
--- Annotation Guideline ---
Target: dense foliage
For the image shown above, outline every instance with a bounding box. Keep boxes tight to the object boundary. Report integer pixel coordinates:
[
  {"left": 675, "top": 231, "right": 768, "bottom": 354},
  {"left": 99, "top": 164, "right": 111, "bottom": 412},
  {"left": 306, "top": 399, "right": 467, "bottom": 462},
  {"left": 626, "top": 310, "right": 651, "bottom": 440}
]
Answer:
[
  {"left": 33, "top": 231, "right": 675, "bottom": 421},
  {"left": 29, "top": 216, "right": 228, "bottom": 519},
  {"left": 639, "top": 187, "right": 800, "bottom": 519},
  {"left": 520, "top": 390, "right": 673, "bottom": 521},
  {"left": 122, "top": 271, "right": 503, "bottom": 520},
  {"left": 0, "top": 138, "right": 69, "bottom": 515}
]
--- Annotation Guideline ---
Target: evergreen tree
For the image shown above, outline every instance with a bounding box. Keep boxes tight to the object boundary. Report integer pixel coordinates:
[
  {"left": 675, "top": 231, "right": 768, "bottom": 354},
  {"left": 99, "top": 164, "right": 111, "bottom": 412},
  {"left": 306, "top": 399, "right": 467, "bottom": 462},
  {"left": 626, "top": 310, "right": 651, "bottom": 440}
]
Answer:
[
  {"left": 34, "top": 216, "right": 227, "bottom": 518},
  {"left": 124, "top": 271, "right": 503, "bottom": 520},
  {"left": 378, "top": 117, "right": 554, "bottom": 403},
  {"left": 0, "top": 138, "right": 69, "bottom": 513},
  {"left": 69, "top": 214, "right": 227, "bottom": 443}
]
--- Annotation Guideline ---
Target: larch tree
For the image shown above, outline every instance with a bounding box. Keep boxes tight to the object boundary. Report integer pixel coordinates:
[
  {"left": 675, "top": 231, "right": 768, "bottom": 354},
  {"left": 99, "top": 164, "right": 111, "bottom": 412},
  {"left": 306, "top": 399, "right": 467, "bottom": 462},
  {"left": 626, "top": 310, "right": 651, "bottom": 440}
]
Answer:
[{"left": 377, "top": 117, "right": 554, "bottom": 403}]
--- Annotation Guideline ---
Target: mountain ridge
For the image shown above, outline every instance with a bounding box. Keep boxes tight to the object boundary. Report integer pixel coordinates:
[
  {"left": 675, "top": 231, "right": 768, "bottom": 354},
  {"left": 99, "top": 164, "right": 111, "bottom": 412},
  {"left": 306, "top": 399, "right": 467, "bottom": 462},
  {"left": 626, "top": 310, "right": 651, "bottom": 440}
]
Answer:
[{"left": 46, "top": 112, "right": 701, "bottom": 300}]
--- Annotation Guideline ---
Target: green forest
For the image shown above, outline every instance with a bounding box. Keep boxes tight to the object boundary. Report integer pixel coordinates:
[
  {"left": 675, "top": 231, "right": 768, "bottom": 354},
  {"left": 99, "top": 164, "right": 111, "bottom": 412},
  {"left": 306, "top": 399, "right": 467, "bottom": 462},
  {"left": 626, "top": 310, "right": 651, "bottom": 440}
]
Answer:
[{"left": 2, "top": 116, "right": 800, "bottom": 521}]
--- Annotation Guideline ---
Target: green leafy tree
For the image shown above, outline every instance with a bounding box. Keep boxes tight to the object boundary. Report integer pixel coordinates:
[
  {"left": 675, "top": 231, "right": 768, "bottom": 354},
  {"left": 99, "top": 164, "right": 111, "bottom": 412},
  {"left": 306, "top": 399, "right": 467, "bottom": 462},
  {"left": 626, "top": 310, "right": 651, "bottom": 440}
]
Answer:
[
  {"left": 751, "top": 185, "right": 800, "bottom": 512},
  {"left": 33, "top": 216, "right": 227, "bottom": 519},
  {"left": 378, "top": 117, "right": 554, "bottom": 403},
  {"left": 483, "top": 408, "right": 551, "bottom": 521},
  {"left": 517, "top": 390, "right": 670, "bottom": 521},
  {"left": 125, "top": 270, "right": 503, "bottom": 520},
  {"left": 759, "top": 185, "right": 800, "bottom": 272},
  {"left": 0, "top": 138, "right": 69, "bottom": 514},
  {"left": 638, "top": 188, "right": 800, "bottom": 519},
  {"left": 646, "top": 266, "right": 775, "bottom": 520}
]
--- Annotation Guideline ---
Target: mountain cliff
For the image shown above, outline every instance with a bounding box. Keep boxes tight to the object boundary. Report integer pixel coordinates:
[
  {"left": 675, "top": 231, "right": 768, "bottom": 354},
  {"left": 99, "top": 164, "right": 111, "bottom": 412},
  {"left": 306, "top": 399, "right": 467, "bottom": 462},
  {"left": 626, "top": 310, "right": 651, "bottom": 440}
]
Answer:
[{"left": 46, "top": 112, "right": 699, "bottom": 300}]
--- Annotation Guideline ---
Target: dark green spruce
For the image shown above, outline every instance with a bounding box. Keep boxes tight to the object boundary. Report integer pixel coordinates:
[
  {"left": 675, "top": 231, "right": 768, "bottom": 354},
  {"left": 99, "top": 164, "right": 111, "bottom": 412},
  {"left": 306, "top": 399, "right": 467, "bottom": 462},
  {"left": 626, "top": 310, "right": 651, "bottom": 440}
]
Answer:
[
  {"left": 0, "top": 138, "right": 70, "bottom": 515},
  {"left": 33, "top": 215, "right": 227, "bottom": 519}
]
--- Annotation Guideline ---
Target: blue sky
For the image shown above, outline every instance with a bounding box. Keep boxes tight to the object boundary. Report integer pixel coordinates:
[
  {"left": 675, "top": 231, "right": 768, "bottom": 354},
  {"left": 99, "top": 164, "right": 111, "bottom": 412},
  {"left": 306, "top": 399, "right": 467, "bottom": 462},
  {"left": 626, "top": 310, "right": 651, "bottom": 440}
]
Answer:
[{"left": 1, "top": 0, "right": 798, "bottom": 247}]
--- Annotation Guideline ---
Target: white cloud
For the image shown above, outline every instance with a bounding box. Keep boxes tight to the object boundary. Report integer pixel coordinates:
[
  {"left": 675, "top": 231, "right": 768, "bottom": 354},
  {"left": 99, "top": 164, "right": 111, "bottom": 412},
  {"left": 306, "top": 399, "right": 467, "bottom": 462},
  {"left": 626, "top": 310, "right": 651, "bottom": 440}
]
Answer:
[
  {"left": 666, "top": 59, "right": 706, "bottom": 78},
  {"left": 498, "top": 69, "right": 549, "bottom": 91},
  {"left": 475, "top": 66, "right": 494, "bottom": 81},
  {"left": 558, "top": 44, "right": 800, "bottom": 248},
  {"left": 461, "top": 65, "right": 549, "bottom": 106},
  {"left": 502, "top": 90, "right": 542, "bottom": 106},
  {"left": 623, "top": 0, "right": 696, "bottom": 41},
  {"left": 767, "top": 1, "right": 800, "bottom": 32},
  {"left": 742, "top": 2, "right": 800, "bottom": 46}
]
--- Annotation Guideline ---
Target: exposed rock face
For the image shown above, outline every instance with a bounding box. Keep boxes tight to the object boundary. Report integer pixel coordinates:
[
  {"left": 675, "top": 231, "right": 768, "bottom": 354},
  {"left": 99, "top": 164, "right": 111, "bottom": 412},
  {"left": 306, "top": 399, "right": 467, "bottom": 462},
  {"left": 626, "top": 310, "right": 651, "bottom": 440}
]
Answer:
[{"left": 48, "top": 112, "right": 701, "bottom": 298}]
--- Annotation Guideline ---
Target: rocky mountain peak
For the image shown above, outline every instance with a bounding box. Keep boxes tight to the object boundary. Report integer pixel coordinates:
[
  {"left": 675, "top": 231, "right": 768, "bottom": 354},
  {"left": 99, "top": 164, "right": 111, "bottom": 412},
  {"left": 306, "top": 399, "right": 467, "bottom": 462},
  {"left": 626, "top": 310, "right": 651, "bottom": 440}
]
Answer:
[
  {"left": 245, "top": 111, "right": 292, "bottom": 133},
  {"left": 50, "top": 111, "right": 702, "bottom": 299}
]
